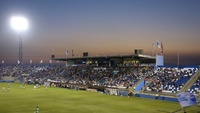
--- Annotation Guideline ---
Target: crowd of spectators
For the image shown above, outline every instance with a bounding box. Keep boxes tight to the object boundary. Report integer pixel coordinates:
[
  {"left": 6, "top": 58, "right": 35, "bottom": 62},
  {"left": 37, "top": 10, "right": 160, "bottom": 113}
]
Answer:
[
  {"left": 0, "top": 65, "right": 152, "bottom": 87},
  {"left": 0, "top": 64, "right": 199, "bottom": 94},
  {"left": 145, "top": 67, "right": 199, "bottom": 94}
]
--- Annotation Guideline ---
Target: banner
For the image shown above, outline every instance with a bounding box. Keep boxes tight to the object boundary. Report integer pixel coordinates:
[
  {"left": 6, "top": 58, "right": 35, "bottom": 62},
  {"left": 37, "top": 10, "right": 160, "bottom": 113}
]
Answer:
[{"left": 177, "top": 92, "right": 197, "bottom": 107}]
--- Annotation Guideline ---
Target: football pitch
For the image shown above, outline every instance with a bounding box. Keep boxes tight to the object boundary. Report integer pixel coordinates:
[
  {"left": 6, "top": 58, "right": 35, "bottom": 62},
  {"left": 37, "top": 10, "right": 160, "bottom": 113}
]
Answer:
[{"left": 0, "top": 83, "right": 199, "bottom": 113}]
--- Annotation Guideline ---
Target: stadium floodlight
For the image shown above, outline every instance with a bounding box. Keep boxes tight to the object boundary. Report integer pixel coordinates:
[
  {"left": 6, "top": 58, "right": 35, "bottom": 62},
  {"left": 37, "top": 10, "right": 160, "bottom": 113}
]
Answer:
[
  {"left": 10, "top": 16, "right": 28, "bottom": 65},
  {"left": 11, "top": 16, "right": 28, "bottom": 32}
]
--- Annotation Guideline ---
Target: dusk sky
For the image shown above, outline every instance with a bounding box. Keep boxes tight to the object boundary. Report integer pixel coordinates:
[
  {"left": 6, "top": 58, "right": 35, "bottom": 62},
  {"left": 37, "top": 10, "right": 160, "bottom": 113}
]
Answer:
[{"left": 0, "top": 0, "right": 200, "bottom": 65}]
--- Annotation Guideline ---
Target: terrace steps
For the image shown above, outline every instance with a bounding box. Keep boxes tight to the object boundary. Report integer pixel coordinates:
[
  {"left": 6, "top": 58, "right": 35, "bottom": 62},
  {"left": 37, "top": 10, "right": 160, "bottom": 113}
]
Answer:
[{"left": 178, "top": 70, "right": 200, "bottom": 93}]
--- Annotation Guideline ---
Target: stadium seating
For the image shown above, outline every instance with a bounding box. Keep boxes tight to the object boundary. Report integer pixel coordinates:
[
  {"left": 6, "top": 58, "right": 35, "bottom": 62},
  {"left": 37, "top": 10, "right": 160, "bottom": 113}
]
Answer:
[{"left": 0, "top": 65, "right": 199, "bottom": 98}]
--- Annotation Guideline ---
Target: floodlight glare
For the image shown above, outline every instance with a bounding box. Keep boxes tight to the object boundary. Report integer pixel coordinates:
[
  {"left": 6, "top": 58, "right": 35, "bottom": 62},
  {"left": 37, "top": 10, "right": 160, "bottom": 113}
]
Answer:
[
  {"left": 11, "top": 16, "right": 28, "bottom": 32},
  {"left": 10, "top": 16, "right": 28, "bottom": 65}
]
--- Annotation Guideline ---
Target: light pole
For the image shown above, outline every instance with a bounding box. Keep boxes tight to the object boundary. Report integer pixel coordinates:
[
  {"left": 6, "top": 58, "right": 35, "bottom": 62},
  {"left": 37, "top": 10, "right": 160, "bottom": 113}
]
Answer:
[{"left": 10, "top": 16, "right": 28, "bottom": 65}]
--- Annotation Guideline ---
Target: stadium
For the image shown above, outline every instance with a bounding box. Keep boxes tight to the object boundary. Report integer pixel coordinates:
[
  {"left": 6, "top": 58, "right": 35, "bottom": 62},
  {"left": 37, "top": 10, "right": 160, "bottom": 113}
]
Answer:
[
  {"left": 1, "top": 1, "right": 200, "bottom": 113},
  {"left": 0, "top": 49, "right": 200, "bottom": 113}
]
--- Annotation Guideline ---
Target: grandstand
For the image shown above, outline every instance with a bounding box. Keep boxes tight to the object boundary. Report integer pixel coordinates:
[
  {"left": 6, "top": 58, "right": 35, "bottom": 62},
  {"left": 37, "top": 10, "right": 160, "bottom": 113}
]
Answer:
[
  {"left": 0, "top": 61, "right": 200, "bottom": 113},
  {"left": 0, "top": 64, "right": 199, "bottom": 100}
]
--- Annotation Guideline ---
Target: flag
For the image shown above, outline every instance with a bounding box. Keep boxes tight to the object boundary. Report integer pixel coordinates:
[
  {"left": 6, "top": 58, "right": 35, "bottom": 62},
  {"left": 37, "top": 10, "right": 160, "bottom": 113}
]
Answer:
[
  {"left": 177, "top": 92, "right": 197, "bottom": 107},
  {"left": 66, "top": 49, "right": 69, "bottom": 55},
  {"left": 72, "top": 49, "right": 74, "bottom": 56},
  {"left": 2, "top": 60, "right": 4, "bottom": 64},
  {"left": 30, "top": 60, "right": 32, "bottom": 64},
  {"left": 40, "top": 60, "right": 43, "bottom": 64},
  {"left": 152, "top": 43, "right": 155, "bottom": 56},
  {"left": 161, "top": 42, "right": 163, "bottom": 54},
  {"left": 17, "top": 60, "right": 20, "bottom": 64},
  {"left": 49, "top": 60, "right": 52, "bottom": 64},
  {"left": 156, "top": 40, "right": 161, "bottom": 48}
]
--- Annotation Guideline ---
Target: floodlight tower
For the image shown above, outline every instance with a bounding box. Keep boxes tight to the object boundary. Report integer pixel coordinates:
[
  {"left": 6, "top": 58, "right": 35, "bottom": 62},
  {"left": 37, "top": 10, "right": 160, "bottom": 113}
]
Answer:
[{"left": 10, "top": 16, "right": 28, "bottom": 65}]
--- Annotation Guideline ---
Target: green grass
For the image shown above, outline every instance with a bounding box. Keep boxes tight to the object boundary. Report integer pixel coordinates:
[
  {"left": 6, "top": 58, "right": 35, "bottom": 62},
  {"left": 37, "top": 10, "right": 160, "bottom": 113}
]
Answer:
[{"left": 0, "top": 83, "right": 199, "bottom": 113}]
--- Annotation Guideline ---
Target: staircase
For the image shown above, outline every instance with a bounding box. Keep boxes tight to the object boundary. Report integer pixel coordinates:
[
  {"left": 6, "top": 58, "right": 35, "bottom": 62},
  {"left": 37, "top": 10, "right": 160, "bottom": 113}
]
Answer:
[
  {"left": 178, "top": 70, "right": 200, "bottom": 93},
  {"left": 10, "top": 67, "right": 17, "bottom": 77},
  {"left": 2, "top": 68, "right": 17, "bottom": 82},
  {"left": 139, "top": 77, "right": 155, "bottom": 93}
]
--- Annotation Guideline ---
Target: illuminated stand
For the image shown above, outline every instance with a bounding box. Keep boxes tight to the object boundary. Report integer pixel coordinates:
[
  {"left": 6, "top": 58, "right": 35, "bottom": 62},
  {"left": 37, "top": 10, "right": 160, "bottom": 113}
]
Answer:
[{"left": 11, "top": 16, "right": 28, "bottom": 65}]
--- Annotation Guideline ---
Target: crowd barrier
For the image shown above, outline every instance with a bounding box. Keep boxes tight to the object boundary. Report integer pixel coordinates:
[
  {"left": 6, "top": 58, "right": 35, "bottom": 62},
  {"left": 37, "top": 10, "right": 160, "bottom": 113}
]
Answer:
[
  {"left": 118, "top": 91, "right": 128, "bottom": 96},
  {"left": 135, "top": 93, "right": 179, "bottom": 102},
  {"left": 0, "top": 80, "right": 14, "bottom": 82}
]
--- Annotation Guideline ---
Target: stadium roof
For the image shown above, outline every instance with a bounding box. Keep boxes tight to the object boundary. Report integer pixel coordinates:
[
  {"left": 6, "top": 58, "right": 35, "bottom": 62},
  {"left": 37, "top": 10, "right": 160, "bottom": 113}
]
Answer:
[{"left": 52, "top": 54, "right": 156, "bottom": 64}]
